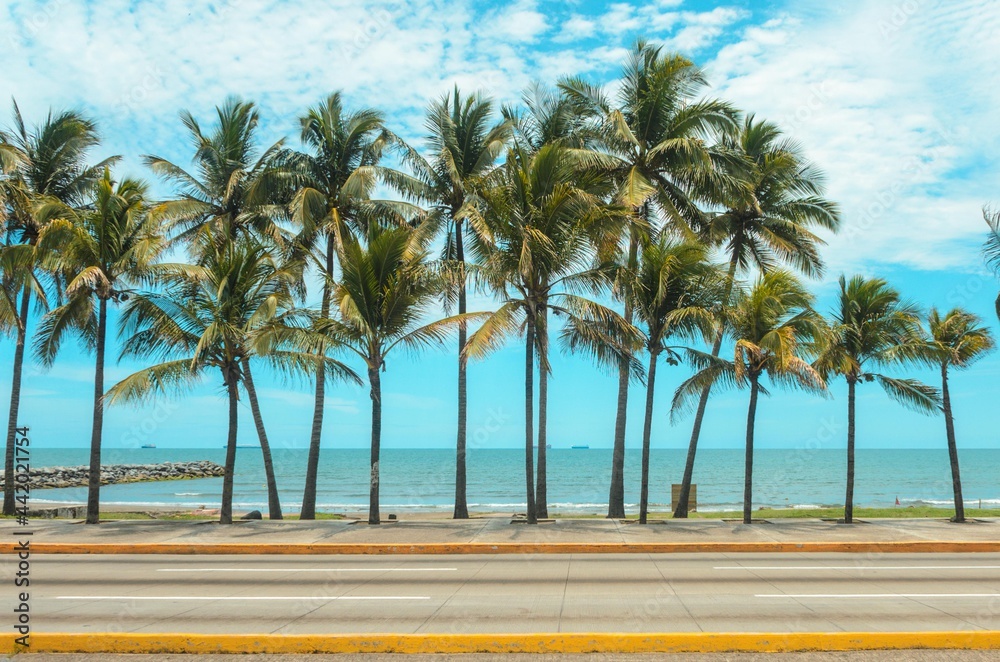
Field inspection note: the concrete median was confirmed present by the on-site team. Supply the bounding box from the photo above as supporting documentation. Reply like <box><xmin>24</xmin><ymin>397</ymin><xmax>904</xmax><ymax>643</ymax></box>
<box><xmin>5</xmin><ymin>631</ymin><xmax>1000</xmax><ymax>654</ymax></box>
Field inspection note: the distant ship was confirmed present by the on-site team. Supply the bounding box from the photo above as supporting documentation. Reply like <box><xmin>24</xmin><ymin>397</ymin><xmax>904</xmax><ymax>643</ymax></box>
<box><xmin>571</xmin><ymin>445</ymin><xmax>589</xmax><ymax>450</ymax></box>
<box><xmin>141</xmin><ymin>443</ymin><xmax>156</xmax><ymax>449</ymax></box>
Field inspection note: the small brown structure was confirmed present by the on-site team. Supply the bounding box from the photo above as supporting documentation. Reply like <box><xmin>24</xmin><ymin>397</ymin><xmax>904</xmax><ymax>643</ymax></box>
<box><xmin>671</xmin><ymin>484</ymin><xmax>696</xmax><ymax>512</ymax></box>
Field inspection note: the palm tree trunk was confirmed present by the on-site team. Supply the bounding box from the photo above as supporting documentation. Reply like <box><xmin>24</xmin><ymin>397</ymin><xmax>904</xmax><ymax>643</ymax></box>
<box><xmin>844</xmin><ymin>378</ymin><xmax>857</xmax><ymax>524</ymax></box>
<box><xmin>743</xmin><ymin>374</ymin><xmax>760</xmax><ymax>525</ymax></box>
<box><xmin>674</xmin><ymin>255</ymin><xmax>739</xmax><ymax>518</ymax></box>
<box><xmin>453</xmin><ymin>218</ymin><xmax>469</xmax><ymax>520</ymax></box>
<box><xmin>2</xmin><ymin>287</ymin><xmax>31</xmax><ymax>516</ymax></box>
<box><xmin>301</xmin><ymin>237</ymin><xmax>335</xmax><ymax>520</ymax></box>
<box><xmin>639</xmin><ymin>350</ymin><xmax>658</xmax><ymax>525</ymax></box>
<box><xmin>85</xmin><ymin>298</ymin><xmax>108</xmax><ymax>525</ymax></box>
<box><xmin>368</xmin><ymin>360</ymin><xmax>382</xmax><ymax>525</ymax></box>
<box><xmin>536</xmin><ymin>303</ymin><xmax>548</xmax><ymax>520</ymax></box>
<box><xmin>220</xmin><ymin>369</ymin><xmax>239</xmax><ymax>525</ymax></box>
<box><xmin>241</xmin><ymin>358</ymin><xmax>282</xmax><ymax>520</ymax></box>
<box><xmin>524</xmin><ymin>314</ymin><xmax>537</xmax><ymax>524</ymax></box>
<box><xmin>608</xmin><ymin>229</ymin><xmax>639</xmax><ymax>519</ymax></box>
<box><xmin>941</xmin><ymin>364</ymin><xmax>965</xmax><ymax>523</ymax></box>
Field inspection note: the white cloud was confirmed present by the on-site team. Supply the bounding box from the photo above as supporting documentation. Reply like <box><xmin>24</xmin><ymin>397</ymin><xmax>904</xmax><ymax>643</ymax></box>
<box><xmin>488</xmin><ymin>0</ymin><xmax>548</xmax><ymax>44</ymax></box>
<box><xmin>1</xmin><ymin>0</ymin><xmax>995</xmax><ymax>278</ymax></box>
<box><xmin>664</xmin><ymin>7</ymin><xmax>749</xmax><ymax>52</ymax></box>
<box><xmin>708</xmin><ymin>0</ymin><xmax>1000</xmax><ymax>276</ymax></box>
<box><xmin>553</xmin><ymin>15</ymin><xmax>597</xmax><ymax>42</ymax></box>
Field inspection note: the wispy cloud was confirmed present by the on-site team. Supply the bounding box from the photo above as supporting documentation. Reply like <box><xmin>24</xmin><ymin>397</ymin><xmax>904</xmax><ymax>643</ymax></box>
<box><xmin>708</xmin><ymin>0</ymin><xmax>1000</xmax><ymax>276</ymax></box>
<box><xmin>1</xmin><ymin>0</ymin><xmax>994</xmax><ymax>277</ymax></box>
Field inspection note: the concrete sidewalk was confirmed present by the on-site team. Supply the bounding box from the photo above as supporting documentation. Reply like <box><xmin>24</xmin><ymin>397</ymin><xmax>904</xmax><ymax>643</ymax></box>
<box><xmin>4</xmin><ymin>516</ymin><xmax>998</xmax><ymax>546</ymax></box>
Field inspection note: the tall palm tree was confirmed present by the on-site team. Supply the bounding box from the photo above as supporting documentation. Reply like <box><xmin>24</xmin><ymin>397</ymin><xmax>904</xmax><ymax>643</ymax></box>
<box><xmin>145</xmin><ymin>97</ymin><xmax>290</xmax><ymax>518</ymax></box>
<box><xmin>0</xmin><ymin>142</ymin><xmax>25</xmax><ymax>338</ymax></box>
<box><xmin>672</xmin><ymin>115</ymin><xmax>841</xmax><ymax>518</ymax></box>
<box><xmin>320</xmin><ymin>222</ymin><xmax>481</xmax><ymax>525</ymax></box>
<box><xmin>985</xmin><ymin>207</ymin><xmax>1000</xmax><ymax>323</ymax></box>
<box><xmin>562</xmin><ymin>40</ymin><xmax>741</xmax><ymax>519</ymax></box>
<box><xmin>284</xmin><ymin>92</ymin><xmax>407</xmax><ymax>520</ymax></box>
<box><xmin>814</xmin><ymin>276</ymin><xmax>940</xmax><ymax>524</ymax></box>
<box><xmin>107</xmin><ymin>234</ymin><xmax>357</xmax><ymax>524</ymax></box>
<box><xmin>397</xmin><ymin>87</ymin><xmax>510</xmax><ymax>519</ymax></box>
<box><xmin>629</xmin><ymin>239</ymin><xmax>722</xmax><ymax>523</ymax></box>
<box><xmin>920</xmin><ymin>308</ymin><xmax>994</xmax><ymax>522</ymax></box>
<box><xmin>32</xmin><ymin>170</ymin><xmax>164</xmax><ymax>524</ymax></box>
<box><xmin>503</xmin><ymin>83</ymin><xmax>603</xmax><ymax>519</ymax></box>
<box><xmin>144</xmin><ymin>97</ymin><xmax>287</xmax><ymax>247</ymax></box>
<box><xmin>0</xmin><ymin>103</ymin><xmax>112</xmax><ymax>516</ymax></box>
<box><xmin>673</xmin><ymin>270</ymin><xmax>826</xmax><ymax>524</ymax></box>
<box><xmin>466</xmin><ymin>143</ymin><xmax>630</xmax><ymax>523</ymax></box>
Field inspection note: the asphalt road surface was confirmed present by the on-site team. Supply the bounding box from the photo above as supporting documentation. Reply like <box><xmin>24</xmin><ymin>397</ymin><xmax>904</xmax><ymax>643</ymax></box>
<box><xmin>13</xmin><ymin>553</ymin><xmax>1000</xmax><ymax>634</ymax></box>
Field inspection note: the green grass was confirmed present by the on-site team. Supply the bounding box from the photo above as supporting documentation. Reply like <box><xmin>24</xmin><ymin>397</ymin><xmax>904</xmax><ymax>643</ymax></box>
<box><xmin>2</xmin><ymin>511</ymin><xmax>347</xmax><ymax>521</ymax></box>
<box><xmin>109</xmin><ymin>511</ymin><xmax>348</xmax><ymax>521</ymax></box>
<box><xmin>602</xmin><ymin>507</ymin><xmax>1000</xmax><ymax>520</ymax></box>
<box><xmin>8</xmin><ymin>508</ymin><xmax>999</xmax><ymax>521</ymax></box>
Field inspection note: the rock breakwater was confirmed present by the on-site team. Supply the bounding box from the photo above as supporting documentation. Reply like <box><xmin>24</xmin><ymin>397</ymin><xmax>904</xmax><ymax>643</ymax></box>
<box><xmin>12</xmin><ymin>461</ymin><xmax>225</xmax><ymax>490</ymax></box>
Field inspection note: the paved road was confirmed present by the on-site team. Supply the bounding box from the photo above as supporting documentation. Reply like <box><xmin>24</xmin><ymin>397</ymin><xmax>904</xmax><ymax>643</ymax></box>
<box><xmin>13</xmin><ymin>553</ymin><xmax>1000</xmax><ymax>634</ymax></box>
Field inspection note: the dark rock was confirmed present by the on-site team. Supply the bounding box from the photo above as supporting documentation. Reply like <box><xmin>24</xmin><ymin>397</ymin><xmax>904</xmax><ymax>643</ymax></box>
<box><xmin>240</xmin><ymin>510</ymin><xmax>263</xmax><ymax>520</ymax></box>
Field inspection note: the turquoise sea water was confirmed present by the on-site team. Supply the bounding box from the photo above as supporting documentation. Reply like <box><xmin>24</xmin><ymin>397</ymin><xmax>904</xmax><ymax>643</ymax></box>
<box><xmin>24</xmin><ymin>448</ymin><xmax>1000</xmax><ymax>514</ymax></box>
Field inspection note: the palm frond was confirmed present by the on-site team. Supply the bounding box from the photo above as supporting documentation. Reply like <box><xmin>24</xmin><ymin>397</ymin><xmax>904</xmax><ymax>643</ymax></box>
<box><xmin>873</xmin><ymin>375</ymin><xmax>941</xmax><ymax>414</ymax></box>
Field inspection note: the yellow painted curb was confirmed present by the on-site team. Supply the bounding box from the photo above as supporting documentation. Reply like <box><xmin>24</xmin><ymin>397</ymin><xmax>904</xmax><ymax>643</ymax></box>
<box><xmin>3</xmin><ymin>541</ymin><xmax>1000</xmax><ymax>554</ymax></box>
<box><xmin>4</xmin><ymin>631</ymin><xmax>1000</xmax><ymax>654</ymax></box>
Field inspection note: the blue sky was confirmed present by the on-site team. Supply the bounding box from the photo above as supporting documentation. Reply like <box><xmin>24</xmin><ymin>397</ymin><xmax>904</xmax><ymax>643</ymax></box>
<box><xmin>2</xmin><ymin>0</ymin><xmax>999</xmax><ymax>451</ymax></box>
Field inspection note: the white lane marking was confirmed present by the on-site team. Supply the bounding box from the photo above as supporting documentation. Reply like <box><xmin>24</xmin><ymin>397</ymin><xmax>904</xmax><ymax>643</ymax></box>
<box><xmin>757</xmin><ymin>594</ymin><xmax>1000</xmax><ymax>599</ymax></box>
<box><xmin>156</xmin><ymin>568</ymin><xmax>457</xmax><ymax>573</ymax></box>
<box><xmin>718</xmin><ymin>566</ymin><xmax>1000</xmax><ymax>570</ymax></box>
<box><xmin>56</xmin><ymin>595</ymin><xmax>430</xmax><ymax>601</ymax></box>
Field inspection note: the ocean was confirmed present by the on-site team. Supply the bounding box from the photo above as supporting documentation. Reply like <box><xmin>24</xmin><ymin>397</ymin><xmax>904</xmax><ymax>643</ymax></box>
<box><xmin>24</xmin><ymin>447</ymin><xmax>1000</xmax><ymax>514</ymax></box>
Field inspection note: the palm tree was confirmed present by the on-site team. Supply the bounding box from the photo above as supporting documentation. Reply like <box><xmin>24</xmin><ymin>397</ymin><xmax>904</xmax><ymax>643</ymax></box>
<box><xmin>466</xmin><ymin>143</ymin><xmax>629</xmax><ymax>523</ymax></box>
<box><xmin>283</xmin><ymin>92</ymin><xmax>402</xmax><ymax>520</ymax></box>
<box><xmin>920</xmin><ymin>308</ymin><xmax>994</xmax><ymax>522</ymax></box>
<box><xmin>144</xmin><ymin>97</ymin><xmax>287</xmax><ymax>247</ymax></box>
<box><xmin>502</xmin><ymin>82</ymin><xmax>605</xmax><ymax>520</ymax></box>
<box><xmin>985</xmin><ymin>207</ymin><xmax>1000</xmax><ymax>323</ymax></box>
<box><xmin>562</xmin><ymin>40</ymin><xmax>741</xmax><ymax>519</ymax></box>
<box><xmin>32</xmin><ymin>170</ymin><xmax>164</xmax><ymax>524</ymax></box>
<box><xmin>145</xmin><ymin>97</ymin><xmax>290</xmax><ymax>518</ymax></box>
<box><xmin>320</xmin><ymin>222</ymin><xmax>481</xmax><ymax>525</ymax></box>
<box><xmin>107</xmin><ymin>234</ymin><xmax>357</xmax><ymax>524</ymax></box>
<box><xmin>672</xmin><ymin>115</ymin><xmax>841</xmax><ymax>518</ymax></box>
<box><xmin>629</xmin><ymin>239</ymin><xmax>722</xmax><ymax>523</ymax></box>
<box><xmin>673</xmin><ymin>270</ymin><xmax>826</xmax><ymax>524</ymax></box>
<box><xmin>814</xmin><ymin>276</ymin><xmax>940</xmax><ymax>524</ymax></box>
<box><xmin>0</xmin><ymin>103</ymin><xmax>112</xmax><ymax>516</ymax></box>
<box><xmin>397</xmin><ymin>87</ymin><xmax>510</xmax><ymax>519</ymax></box>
